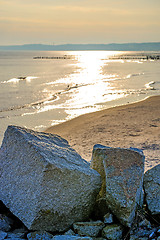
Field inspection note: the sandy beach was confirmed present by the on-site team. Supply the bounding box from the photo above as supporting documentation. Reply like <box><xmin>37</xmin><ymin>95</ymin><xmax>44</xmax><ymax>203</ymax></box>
<box><xmin>45</xmin><ymin>95</ymin><xmax>160</xmax><ymax>172</ymax></box>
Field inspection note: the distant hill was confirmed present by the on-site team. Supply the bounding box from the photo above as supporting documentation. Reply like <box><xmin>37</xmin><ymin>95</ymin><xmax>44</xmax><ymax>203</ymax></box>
<box><xmin>0</xmin><ymin>42</ymin><xmax>160</xmax><ymax>51</ymax></box>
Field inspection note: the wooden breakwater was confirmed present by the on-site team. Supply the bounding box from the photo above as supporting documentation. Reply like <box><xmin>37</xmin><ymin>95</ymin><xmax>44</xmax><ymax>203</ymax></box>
<box><xmin>33</xmin><ymin>55</ymin><xmax>72</xmax><ymax>60</ymax></box>
<box><xmin>111</xmin><ymin>55</ymin><xmax>160</xmax><ymax>60</ymax></box>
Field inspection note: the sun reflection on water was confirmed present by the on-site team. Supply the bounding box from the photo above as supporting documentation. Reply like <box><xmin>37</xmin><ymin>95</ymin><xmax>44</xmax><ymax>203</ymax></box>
<box><xmin>38</xmin><ymin>51</ymin><xmax>126</xmax><ymax>119</ymax></box>
<box><xmin>64</xmin><ymin>51</ymin><xmax>124</xmax><ymax>110</ymax></box>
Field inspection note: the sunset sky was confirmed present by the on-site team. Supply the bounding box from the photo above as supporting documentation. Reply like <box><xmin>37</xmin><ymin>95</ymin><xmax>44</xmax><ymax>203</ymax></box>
<box><xmin>0</xmin><ymin>0</ymin><xmax>160</xmax><ymax>45</ymax></box>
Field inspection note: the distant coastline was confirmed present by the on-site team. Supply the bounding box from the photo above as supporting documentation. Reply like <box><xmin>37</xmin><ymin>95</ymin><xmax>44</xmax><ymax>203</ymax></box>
<box><xmin>0</xmin><ymin>42</ymin><xmax>160</xmax><ymax>51</ymax></box>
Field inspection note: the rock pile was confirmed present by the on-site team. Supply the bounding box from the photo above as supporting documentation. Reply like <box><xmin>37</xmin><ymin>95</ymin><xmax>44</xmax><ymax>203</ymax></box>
<box><xmin>0</xmin><ymin>126</ymin><xmax>159</xmax><ymax>240</ymax></box>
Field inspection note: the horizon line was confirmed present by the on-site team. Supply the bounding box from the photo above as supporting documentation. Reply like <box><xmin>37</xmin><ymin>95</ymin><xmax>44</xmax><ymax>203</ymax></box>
<box><xmin>0</xmin><ymin>41</ymin><xmax>160</xmax><ymax>47</ymax></box>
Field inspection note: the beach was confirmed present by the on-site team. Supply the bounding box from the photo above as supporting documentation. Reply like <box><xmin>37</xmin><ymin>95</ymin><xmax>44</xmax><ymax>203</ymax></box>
<box><xmin>45</xmin><ymin>95</ymin><xmax>160</xmax><ymax>172</ymax></box>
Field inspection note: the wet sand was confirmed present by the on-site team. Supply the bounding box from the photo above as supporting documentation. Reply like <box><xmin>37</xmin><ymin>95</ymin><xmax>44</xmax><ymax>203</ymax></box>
<box><xmin>45</xmin><ymin>96</ymin><xmax>160</xmax><ymax>172</ymax></box>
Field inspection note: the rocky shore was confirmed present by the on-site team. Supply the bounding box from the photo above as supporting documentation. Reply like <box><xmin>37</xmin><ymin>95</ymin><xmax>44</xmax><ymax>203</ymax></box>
<box><xmin>0</xmin><ymin>126</ymin><xmax>160</xmax><ymax>240</ymax></box>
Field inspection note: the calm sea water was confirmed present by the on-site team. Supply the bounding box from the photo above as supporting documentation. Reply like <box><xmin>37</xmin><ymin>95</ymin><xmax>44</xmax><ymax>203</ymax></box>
<box><xmin>0</xmin><ymin>50</ymin><xmax>160</xmax><ymax>143</ymax></box>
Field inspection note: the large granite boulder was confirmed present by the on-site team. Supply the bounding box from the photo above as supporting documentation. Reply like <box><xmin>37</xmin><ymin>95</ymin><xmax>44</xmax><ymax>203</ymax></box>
<box><xmin>91</xmin><ymin>145</ymin><xmax>145</xmax><ymax>227</ymax></box>
<box><xmin>0</xmin><ymin>126</ymin><xmax>101</xmax><ymax>232</ymax></box>
<box><xmin>143</xmin><ymin>164</ymin><xmax>160</xmax><ymax>215</ymax></box>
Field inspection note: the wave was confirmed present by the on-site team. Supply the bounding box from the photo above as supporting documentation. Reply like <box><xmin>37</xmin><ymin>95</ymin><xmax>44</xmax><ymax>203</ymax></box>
<box><xmin>126</xmin><ymin>73</ymin><xmax>144</xmax><ymax>79</ymax></box>
<box><xmin>145</xmin><ymin>81</ymin><xmax>156</xmax><ymax>90</ymax></box>
<box><xmin>0</xmin><ymin>83</ymin><xmax>85</xmax><ymax>114</ymax></box>
<box><xmin>1</xmin><ymin>76</ymin><xmax>38</xmax><ymax>84</ymax></box>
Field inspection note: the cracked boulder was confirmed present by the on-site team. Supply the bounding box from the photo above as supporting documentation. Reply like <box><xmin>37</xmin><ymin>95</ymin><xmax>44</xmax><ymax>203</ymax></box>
<box><xmin>0</xmin><ymin>126</ymin><xmax>101</xmax><ymax>232</ymax></box>
<box><xmin>91</xmin><ymin>144</ymin><xmax>145</xmax><ymax>227</ymax></box>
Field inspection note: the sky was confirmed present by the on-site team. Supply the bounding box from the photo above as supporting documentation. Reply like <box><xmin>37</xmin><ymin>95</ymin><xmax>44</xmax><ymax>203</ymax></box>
<box><xmin>0</xmin><ymin>0</ymin><xmax>160</xmax><ymax>45</ymax></box>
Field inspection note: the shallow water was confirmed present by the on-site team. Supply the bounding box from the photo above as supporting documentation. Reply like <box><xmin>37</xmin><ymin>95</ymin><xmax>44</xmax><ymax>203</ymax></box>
<box><xmin>0</xmin><ymin>50</ymin><xmax>160</xmax><ymax>143</ymax></box>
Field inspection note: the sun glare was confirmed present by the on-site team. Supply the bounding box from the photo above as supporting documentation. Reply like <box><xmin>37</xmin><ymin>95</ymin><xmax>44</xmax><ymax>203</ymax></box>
<box><xmin>36</xmin><ymin>51</ymin><xmax>125</xmax><ymax>121</ymax></box>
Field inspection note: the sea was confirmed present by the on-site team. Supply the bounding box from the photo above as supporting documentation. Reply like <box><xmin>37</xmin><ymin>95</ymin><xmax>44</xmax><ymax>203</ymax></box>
<box><xmin>0</xmin><ymin>50</ymin><xmax>160</xmax><ymax>144</ymax></box>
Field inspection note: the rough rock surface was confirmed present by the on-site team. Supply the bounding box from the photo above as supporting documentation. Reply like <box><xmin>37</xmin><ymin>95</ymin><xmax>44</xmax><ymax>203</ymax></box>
<box><xmin>0</xmin><ymin>230</ymin><xmax>7</xmax><ymax>239</ymax></box>
<box><xmin>52</xmin><ymin>236</ymin><xmax>93</xmax><ymax>240</ymax></box>
<box><xmin>0</xmin><ymin>126</ymin><xmax>101</xmax><ymax>232</ymax></box>
<box><xmin>64</xmin><ymin>229</ymin><xmax>76</xmax><ymax>235</ymax></box>
<box><xmin>91</xmin><ymin>144</ymin><xmax>145</xmax><ymax>227</ymax></box>
<box><xmin>73</xmin><ymin>221</ymin><xmax>105</xmax><ymax>237</ymax></box>
<box><xmin>27</xmin><ymin>231</ymin><xmax>54</xmax><ymax>240</ymax></box>
<box><xmin>130</xmin><ymin>227</ymin><xmax>157</xmax><ymax>240</ymax></box>
<box><xmin>102</xmin><ymin>224</ymin><xmax>123</xmax><ymax>240</ymax></box>
<box><xmin>143</xmin><ymin>164</ymin><xmax>160</xmax><ymax>215</ymax></box>
<box><xmin>103</xmin><ymin>212</ymin><xmax>114</xmax><ymax>224</ymax></box>
<box><xmin>0</xmin><ymin>214</ymin><xmax>12</xmax><ymax>232</ymax></box>
<box><xmin>6</xmin><ymin>232</ymin><xmax>26</xmax><ymax>239</ymax></box>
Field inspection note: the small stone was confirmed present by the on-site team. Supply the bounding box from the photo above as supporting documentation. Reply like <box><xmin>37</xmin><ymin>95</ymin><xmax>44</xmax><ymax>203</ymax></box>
<box><xmin>7</xmin><ymin>232</ymin><xmax>26</xmax><ymax>239</ymax></box>
<box><xmin>143</xmin><ymin>164</ymin><xmax>160</xmax><ymax>215</ymax></box>
<box><xmin>0</xmin><ymin>230</ymin><xmax>7</xmax><ymax>240</ymax></box>
<box><xmin>73</xmin><ymin>221</ymin><xmax>105</xmax><ymax>237</ymax></box>
<box><xmin>130</xmin><ymin>228</ymin><xmax>157</xmax><ymax>239</ymax></box>
<box><xmin>6</xmin><ymin>237</ymin><xmax>26</xmax><ymax>240</ymax></box>
<box><xmin>138</xmin><ymin>219</ymin><xmax>151</xmax><ymax>229</ymax></box>
<box><xmin>130</xmin><ymin>237</ymin><xmax>148</xmax><ymax>240</ymax></box>
<box><xmin>102</xmin><ymin>224</ymin><xmax>123</xmax><ymax>240</ymax></box>
<box><xmin>64</xmin><ymin>229</ymin><xmax>76</xmax><ymax>235</ymax></box>
<box><xmin>52</xmin><ymin>236</ymin><xmax>93</xmax><ymax>240</ymax></box>
<box><xmin>0</xmin><ymin>214</ymin><xmax>12</xmax><ymax>232</ymax></box>
<box><xmin>27</xmin><ymin>231</ymin><xmax>54</xmax><ymax>240</ymax></box>
<box><xmin>13</xmin><ymin>227</ymin><xmax>28</xmax><ymax>233</ymax></box>
<box><xmin>103</xmin><ymin>212</ymin><xmax>114</xmax><ymax>224</ymax></box>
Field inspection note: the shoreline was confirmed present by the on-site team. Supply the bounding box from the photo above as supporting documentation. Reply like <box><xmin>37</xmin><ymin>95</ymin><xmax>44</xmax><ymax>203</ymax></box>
<box><xmin>45</xmin><ymin>95</ymin><xmax>160</xmax><ymax>172</ymax></box>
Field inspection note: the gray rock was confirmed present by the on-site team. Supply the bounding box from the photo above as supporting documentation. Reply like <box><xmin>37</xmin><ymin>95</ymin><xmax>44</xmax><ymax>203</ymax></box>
<box><xmin>27</xmin><ymin>231</ymin><xmax>53</xmax><ymax>240</ymax></box>
<box><xmin>64</xmin><ymin>229</ymin><xmax>76</xmax><ymax>235</ymax></box>
<box><xmin>130</xmin><ymin>226</ymin><xmax>157</xmax><ymax>239</ymax></box>
<box><xmin>52</xmin><ymin>236</ymin><xmax>92</xmax><ymax>240</ymax></box>
<box><xmin>73</xmin><ymin>221</ymin><xmax>105</xmax><ymax>237</ymax></box>
<box><xmin>143</xmin><ymin>164</ymin><xmax>160</xmax><ymax>215</ymax></box>
<box><xmin>91</xmin><ymin>145</ymin><xmax>145</xmax><ymax>227</ymax></box>
<box><xmin>0</xmin><ymin>230</ymin><xmax>7</xmax><ymax>240</ymax></box>
<box><xmin>12</xmin><ymin>227</ymin><xmax>28</xmax><ymax>235</ymax></box>
<box><xmin>0</xmin><ymin>214</ymin><xmax>12</xmax><ymax>232</ymax></box>
<box><xmin>6</xmin><ymin>237</ymin><xmax>26</xmax><ymax>239</ymax></box>
<box><xmin>102</xmin><ymin>224</ymin><xmax>123</xmax><ymax>240</ymax></box>
<box><xmin>103</xmin><ymin>212</ymin><xmax>114</xmax><ymax>224</ymax></box>
<box><xmin>138</xmin><ymin>219</ymin><xmax>151</xmax><ymax>229</ymax></box>
<box><xmin>0</xmin><ymin>126</ymin><xmax>101</xmax><ymax>232</ymax></box>
<box><xmin>7</xmin><ymin>232</ymin><xmax>26</xmax><ymax>239</ymax></box>
<box><xmin>130</xmin><ymin>237</ymin><xmax>148</xmax><ymax>240</ymax></box>
<box><xmin>130</xmin><ymin>228</ymin><xmax>157</xmax><ymax>240</ymax></box>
